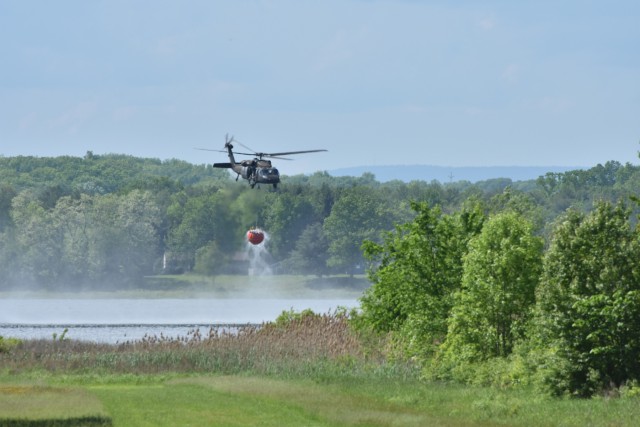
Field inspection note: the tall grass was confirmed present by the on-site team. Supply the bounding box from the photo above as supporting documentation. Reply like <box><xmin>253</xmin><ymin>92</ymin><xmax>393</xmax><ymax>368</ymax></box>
<box><xmin>1</xmin><ymin>312</ymin><xmax>413</xmax><ymax>381</ymax></box>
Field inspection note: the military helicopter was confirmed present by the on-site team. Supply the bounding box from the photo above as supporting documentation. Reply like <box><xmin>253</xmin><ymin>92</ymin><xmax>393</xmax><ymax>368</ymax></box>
<box><xmin>197</xmin><ymin>135</ymin><xmax>327</xmax><ymax>189</ymax></box>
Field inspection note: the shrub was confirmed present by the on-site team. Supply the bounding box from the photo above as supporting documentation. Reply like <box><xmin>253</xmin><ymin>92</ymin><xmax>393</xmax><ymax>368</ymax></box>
<box><xmin>0</xmin><ymin>336</ymin><xmax>21</xmax><ymax>353</ymax></box>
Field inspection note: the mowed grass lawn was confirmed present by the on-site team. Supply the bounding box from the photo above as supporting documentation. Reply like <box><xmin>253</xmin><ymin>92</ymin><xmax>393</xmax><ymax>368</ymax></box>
<box><xmin>3</xmin><ymin>374</ymin><xmax>640</xmax><ymax>426</ymax></box>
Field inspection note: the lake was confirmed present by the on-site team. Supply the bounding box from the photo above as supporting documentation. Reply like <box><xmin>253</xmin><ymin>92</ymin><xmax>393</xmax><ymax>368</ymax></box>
<box><xmin>0</xmin><ymin>298</ymin><xmax>358</xmax><ymax>344</ymax></box>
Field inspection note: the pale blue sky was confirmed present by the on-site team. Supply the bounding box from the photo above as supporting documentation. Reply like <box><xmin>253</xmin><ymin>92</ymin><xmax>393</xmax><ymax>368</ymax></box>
<box><xmin>1</xmin><ymin>1</ymin><xmax>638</xmax><ymax>175</ymax></box>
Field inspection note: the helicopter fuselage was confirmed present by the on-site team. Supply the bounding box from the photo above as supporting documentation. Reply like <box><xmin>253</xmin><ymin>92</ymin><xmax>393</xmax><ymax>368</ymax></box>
<box><xmin>214</xmin><ymin>142</ymin><xmax>280</xmax><ymax>188</ymax></box>
<box><xmin>207</xmin><ymin>136</ymin><xmax>326</xmax><ymax>189</ymax></box>
<box><xmin>234</xmin><ymin>159</ymin><xmax>280</xmax><ymax>187</ymax></box>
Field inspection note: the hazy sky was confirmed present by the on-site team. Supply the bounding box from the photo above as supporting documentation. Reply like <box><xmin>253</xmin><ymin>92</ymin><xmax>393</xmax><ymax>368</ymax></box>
<box><xmin>1</xmin><ymin>1</ymin><xmax>638</xmax><ymax>175</ymax></box>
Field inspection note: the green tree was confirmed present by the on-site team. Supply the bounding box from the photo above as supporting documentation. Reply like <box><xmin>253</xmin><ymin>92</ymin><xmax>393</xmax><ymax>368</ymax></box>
<box><xmin>116</xmin><ymin>190</ymin><xmax>163</xmax><ymax>280</ymax></box>
<box><xmin>10</xmin><ymin>190</ymin><xmax>64</xmax><ymax>286</ymax></box>
<box><xmin>439</xmin><ymin>212</ymin><xmax>542</xmax><ymax>367</ymax></box>
<box><xmin>194</xmin><ymin>241</ymin><xmax>226</xmax><ymax>275</ymax></box>
<box><xmin>166</xmin><ymin>189</ymin><xmax>237</xmax><ymax>272</ymax></box>
<box><xmin>286</xmin><ymin>223</ymin><xmax>330</xmax><ymax>276</ymax></box>
<box><xmin>262</xmin><ymin>188</ymin><xmax>320</xmax><ymax>260</ymax></box>
<box><xmin>0</xmin><ymin>185</ymin><xmax>18</xmax><ymax>287</ymax></box>
<box><xmin>52</xmin><ymin>194</ymin><xmax>94</xmax><ymax>282</ymax></box>
<box><xmin>0</xmin><ymin>184</ymin><xmax>16</xmax><ymax>231</ymax></box>
<box><xmin>360</xmin><ymin>200</ymin><xmax>485</xmax><ymax>357</ymax></box>
<box><xmin>533</xmin><ymin>202</ymin><xmax>640</xmax><ymax>396</ymax></box>
<box><xmin>324</xmin><ymin>186</ymin><xmax>395</xmax><ymax>276</ymax></box>
<box><xmin>76</xmin><ymin>191</ymin><xmax>163</xmax><ymax>286</ymax></box>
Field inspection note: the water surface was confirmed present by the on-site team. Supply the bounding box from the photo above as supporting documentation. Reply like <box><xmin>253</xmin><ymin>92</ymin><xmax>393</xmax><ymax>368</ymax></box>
<box><xmin>0</xmin><ymin>298</ymin><xmax>357</xmax><ymax>343</ymax></box>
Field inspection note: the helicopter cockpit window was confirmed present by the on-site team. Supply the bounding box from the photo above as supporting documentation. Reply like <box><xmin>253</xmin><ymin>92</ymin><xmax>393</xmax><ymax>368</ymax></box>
<box><xmin>260</xmin><ymin>168</ymin><xmax>278</xmax><ymax>176</ymax></box>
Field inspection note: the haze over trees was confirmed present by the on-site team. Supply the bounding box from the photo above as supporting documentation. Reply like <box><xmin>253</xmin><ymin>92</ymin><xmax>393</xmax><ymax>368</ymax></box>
<box><xmin>2</xmin><ymin>153</ymin><xmax>640</xmax><ymax>396</ymax></box>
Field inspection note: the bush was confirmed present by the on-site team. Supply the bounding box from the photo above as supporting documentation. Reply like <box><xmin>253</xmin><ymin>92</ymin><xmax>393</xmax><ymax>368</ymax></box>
<box><xmin>0</xmin><ymin>336</ymin><xmax>21</xmax><ymax>353</ymax></box>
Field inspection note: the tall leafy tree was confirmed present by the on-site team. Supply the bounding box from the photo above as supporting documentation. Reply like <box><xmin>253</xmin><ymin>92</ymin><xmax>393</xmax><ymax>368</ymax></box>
<box><xmin>53</xmin><ymin>194</ymin><xmax>94</xmax><ymax>282</ymax></box>
<box><xmin>116</xmin><ymin>190</ymin><xmax>163</xmax><ymax>280</ymax></box>
<box><xmin>440</xmin><ymin>212</ymin><xmax>543</xmax><ymax>366</ymax></box>
<box><xmin>0</xmin><ymin>185</ymin><xmax>18</xmax><ymax>287</ymax></box>
<box><xmin>262</xmin><ymin>188</ymin><xmax>318</xmax><ymax>260</ymax></box>
<box><xmin>286</xmin><ymin>222</ymin><xmax>330</xmax><ymax>276</ymax></box>
<box><xmin>533</xmin><ymin>201</ymin><xmax>640</xmax><ymax>396</ymax></box>
<box><xmin>360</xmin><ymin>200</ymin><xmax>485</xmax><ymax>357</ymax></box>
<box><xmin>0</xmin><ymin>184</ymin><xmax>16</xmax><ymax>232</ymax></box>
<box><xmin>324</xmin><ymin>186</ymin><xmax>395</xmax><ymax>276</ymax></box>
<box><xmin>166</xmin><ymin>189</ymin><xmax>237</xmax><ymax>272</ymax></box>
<box><xmin>71</xmin><ymin>191</ymin><xmax>163</xmax><ymax>286</ymax></box>
<box><xmin>10</xmin><ymin>190</ymin><xmax>64</xmax><ymax>286</ymax></box>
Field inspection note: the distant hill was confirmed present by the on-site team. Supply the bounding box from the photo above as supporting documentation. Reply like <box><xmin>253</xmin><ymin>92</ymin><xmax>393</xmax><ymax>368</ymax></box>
<box><xmin>328</xmin><ymin>165</ymin><xmax>584</xmax><ymax>183</ymax></box>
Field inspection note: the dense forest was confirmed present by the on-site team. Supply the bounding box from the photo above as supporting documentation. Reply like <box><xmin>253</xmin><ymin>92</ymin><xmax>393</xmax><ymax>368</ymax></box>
<box><xmin>2</xmin><ymin>152</ymin><xmax>640</xmax><ymax>396</ymax></box>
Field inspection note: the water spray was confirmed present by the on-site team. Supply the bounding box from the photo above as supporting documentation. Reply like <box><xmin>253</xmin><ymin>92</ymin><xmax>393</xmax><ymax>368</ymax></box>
<box><xmin>245</xmin><ymin>227</ymin><xmax>272</xmax><ymax>275</ymax></box>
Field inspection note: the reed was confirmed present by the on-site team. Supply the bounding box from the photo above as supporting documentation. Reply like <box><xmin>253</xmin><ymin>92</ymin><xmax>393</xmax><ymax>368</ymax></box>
<box><xmin>0</xmin><ymin>312</ymin><xmax>409</xmax><ymax>381</ymax></box>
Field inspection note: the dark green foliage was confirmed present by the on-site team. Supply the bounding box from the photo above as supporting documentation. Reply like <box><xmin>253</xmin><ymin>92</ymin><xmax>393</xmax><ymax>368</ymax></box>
<box><xmin>533</xmin><ymin>202</ymin><xmax>640</xmax><ymax>396</ymax></box>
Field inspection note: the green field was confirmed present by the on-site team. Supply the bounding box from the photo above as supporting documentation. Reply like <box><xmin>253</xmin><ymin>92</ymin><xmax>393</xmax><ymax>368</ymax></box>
<box><xmin>2</xmin><ymin>373</ymin><xmax>639</xmax><ymax>426</ymax></box>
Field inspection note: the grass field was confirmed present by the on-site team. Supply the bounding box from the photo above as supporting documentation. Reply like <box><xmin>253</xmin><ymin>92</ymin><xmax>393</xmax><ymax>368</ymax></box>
<box><xmin>2</xmin><ymin>373</ymin><xmax>639</xmax><ymax>426</ymax></box>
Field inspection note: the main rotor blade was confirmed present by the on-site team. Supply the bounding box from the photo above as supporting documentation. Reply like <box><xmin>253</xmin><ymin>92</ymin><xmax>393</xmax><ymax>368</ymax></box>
<box><xmin>196</xmin><ymin>145</ymin><xmax>327</xmax><ymax>160</ymax></box>
<box><xmin>262</xmin><ymin>149</ymin><xmax>328</xmax><ymax>157</ymax></box>
<box><xmin>194</xmin><ymin>147</ymin><xmax>255</xmax><ymax>156</ymax></box>
<box><xmin>264</xmin><ymin>155</ymin><xmax>292</xmax><ymax>160</ymax></box>
<box><xmin>232</xmin><ymin>139</ymin><xmax>257</xmax><ymax>154</ymax></box>
<box><xmin>233</xmin><ymin>140</ymin><xmax>327</xmax><ymax>158</ymax></box>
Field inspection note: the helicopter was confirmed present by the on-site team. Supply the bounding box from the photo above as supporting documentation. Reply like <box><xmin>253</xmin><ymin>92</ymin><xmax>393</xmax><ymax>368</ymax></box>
<box><xmin>197</xmin><ymin>135</ymin><xmax>327</xmax><ymax>189</ymax></box>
